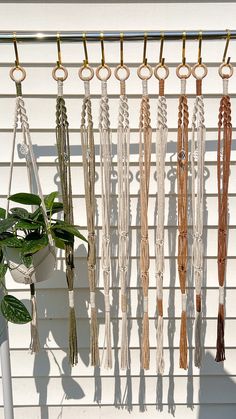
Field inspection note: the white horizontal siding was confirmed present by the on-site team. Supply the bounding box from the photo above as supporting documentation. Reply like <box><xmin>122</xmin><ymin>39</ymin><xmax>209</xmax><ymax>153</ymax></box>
<box><xmin>0</xmin><ymin>1</ymin><xmax>236</xmax><ymax>418</ymax></box>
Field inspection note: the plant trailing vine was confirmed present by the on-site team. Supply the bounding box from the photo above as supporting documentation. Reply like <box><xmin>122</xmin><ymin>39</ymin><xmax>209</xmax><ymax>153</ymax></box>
<box><xmin>0</xmin><ymin>191</ymin><xmax>87</xmax><ymax>325</ymax></box>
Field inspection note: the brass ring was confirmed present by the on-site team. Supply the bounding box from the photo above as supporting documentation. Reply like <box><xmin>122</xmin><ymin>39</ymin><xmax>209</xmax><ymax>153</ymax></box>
<box><xmin>9</xmin><ymin>66</ymin><xmax>26</xmax><ymax>83</ymax></box>
<box><xmin>114</xmin><ymin>64</ymin><xmax>130</xmax><ymax>82</ymax></box>
<box><xmin>218</xmin><ymin>62</ymin><xmax>233</xmax><ymax>79</ymax></box>
<box><xmin>137</xmin><ymin>63</ymin><xmax>153</xmax><ymax>80</ymax></box>
<box><xmin>52</xmin><ymin>65</ymin><xmax>68</xmax><ymax>82</ymax></box>
<box><xmin>154</xmin><ymin>63</ymin><xmax>169</xmax><ymax>81</ymax></box>
<box><xmin>78</xmin><ymin>64</ymin><xmax>94</xmax><ymax>81</ymax></box>
<box><xmin>96</xmin><ymin>64</ymin><xmax>112</xmax><ymax>81</ymax></box>
<box><xmin>176</xmin><ymin>63</ymin><xmax>191</xmax><ymax>79</ymax></box>
<box><xmin>192</xmin><ymin>63</ymin><xmax>208</xmax><ymax>80</ymax></box>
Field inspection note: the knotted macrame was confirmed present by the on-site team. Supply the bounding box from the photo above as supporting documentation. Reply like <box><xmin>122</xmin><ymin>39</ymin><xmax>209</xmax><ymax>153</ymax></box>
<box><xmin>155</xmin><ymin>78</ymin><xmax>168</xmax><ymax>375</ymax></box>
<box><xmin>177</xmin><ymin>78</ymin><xmax>189</xmax><ymax>370</ymax></box>
<box><xmin>215</xmin><ymin>77</ymin><xmax>232</xmax><ymax>362</ymax></box>
<box><xmin>99</xmin><ymin>79</ymin><xmax>112</xmax><ymax>369</ymax></box>
<box><xmin>117</xmin><ymin>78</ymin><xmax>130</xmax><ymax>370</ymax></box>
<box><xmin>191</xmin><ymin>79</ymin><xmax>206</xmax><ymax>368</ymax></box>
<box><xmin>139</xmin><ymin>79</ymin><xmax>152</xmax><ymax>370</ymax></box>
<box><xmin>7</xmin><ymin>81</ymin><xmax>55</xmax><ymax>353</ymax></box>
<box><xmin>56</xmin><ymin>80</ymin><xmax>78</xmax><ymax>366</ymax></box>
<box><xmin>81</xmin><ymin>79</ymin><xmax>99</xmax><ymax>367</ymax></box>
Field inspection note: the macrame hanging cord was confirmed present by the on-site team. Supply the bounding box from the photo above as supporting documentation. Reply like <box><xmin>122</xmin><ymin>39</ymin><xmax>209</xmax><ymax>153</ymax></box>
<box><xmin>137</xmin><ymin>60</ymin><xmax>153</xmax><ymax>370</ymax></box>
<box><xmin>96</xmin><ymin>60</ymin><xmax>113</xmax><ymax>369</ymax></box>
<box><xmin>8</xmin><ymin>66</ymin><xmax>55</xmax><ymax>354</ymax></box>
<box><xmin>215</xmin><ymin>62</ymin><xmax>233</xmax><ymax>362</ymax></box>
<box><xmin>191</xmin><ymin>62</ymin><xmax>207</xmax><ymax>368</ymax></box>
<box><xmin>79</xmin><ymin>62</ymin><xmax>99</xmax><ymax>367</ymax></box>
<box><xmin>114</xmin><ymin>61</ymin><xmax>130</xmax><ymax>370</ymax></box>
<box><xmin>176</xmin><ymin>61</ymin><xmax>191</xmax><ymax>370</ymax></box>
<box><xmin>53</xmin><ymin>62</ymin><xmax>78</xmax><ymax>366</ymax></box>
<box><xmin>154</xmin><ymin>61</ymin><xmax>169</xmax><ymax>375</ymax></box>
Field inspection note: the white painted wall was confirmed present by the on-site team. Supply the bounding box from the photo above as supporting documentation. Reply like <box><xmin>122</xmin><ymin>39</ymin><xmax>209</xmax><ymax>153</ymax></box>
<box><xmin>0</xmin><ymin>2</ymin><xmax>236</xmax><ymax>418</ymax></box>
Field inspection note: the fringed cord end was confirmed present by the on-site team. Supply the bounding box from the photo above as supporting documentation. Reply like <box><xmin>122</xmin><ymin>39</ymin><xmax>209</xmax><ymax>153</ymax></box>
<box><xmin>90</xmin><ymin>307</ymin><xmax>100</xmax><ymax>367</ymax></box>
<box><xmin>179</xmin><ymin>310</ymin><xmax>188</xmax><ymax>369</ymax></box>
<box><xmin>104</xmin><ymin>310</ymin><xmax>112</xmax><ymax>369</ymax></box>
<box><xmin>29</xmin><ymin>292</ymin><xmax>40</xmax><ymax>354</ymax></box>
<box><xmin>120</xmin><ymin>311</ymin><xmax>128</xmax><ymax>370</ymax></box>
<box><xmin>194</xmin><ymin>310</ymin><xmax>202</xmax><ymax>368</ymax></box>
<box><xmin>215</xmin><ymin>303</ymin><xmax>226</xmax><ymax>362</ymax></box>
<box><xmin>68</xmin><ymin>290</ymin><xmax>78</xmax><ymax>366</ymax></box>
<box><xmin>156</xmin><ymin>315</ymin><xmax>165</xmax><ymax>375</ymax></box>
<box><xmin>141</xmin><ymin>311</ymin><xmax>150</xmax><ymax>370</ymax></box>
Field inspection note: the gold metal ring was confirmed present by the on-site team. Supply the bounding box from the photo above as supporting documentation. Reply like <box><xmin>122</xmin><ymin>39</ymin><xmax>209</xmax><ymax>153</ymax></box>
<box><xmin>192</xmin><ymin>63</ymin><xmax>208</xmax><ymax>80</ymax></box>
<box><xmin>218</xmin><ymin>62</ymin><xmax>233</xmax><ymax>79</ymax></box>
<box><xmin>176</xmin><ymin>63</ymin><xmax>191</xmax><ymax>79</ymax></box>
<box><xmin>96</xmin><ymin>64</ymin><xmax>112</xmax><ymax>81</ymax></box>
<box><xmin>114</xmin><ymin>64</ymin><xmax>130</xmax><ymax>82</ymax></box>
<box><xmin>154</xmin><ymin>63</ymin><xmax>169</xmax><ymax>81</ymax></box>
<box><xmin>137</xmin><ymin>63</ymin><xmax>153</xmax><ymax>80</ymax></box>
<box><xmin>78</xmin><ymin>64</ymin><xmax>94</xmax><ymax>81</ymax></box>
<box><xmin>52</xmin><ymin>65</ymin><xmax>68</xmax><ymax>81</ymax></box>
<box><xmin>9</xmin><ymin>66</ymin><xmax>26</xmax><ymax>83</ymax></box>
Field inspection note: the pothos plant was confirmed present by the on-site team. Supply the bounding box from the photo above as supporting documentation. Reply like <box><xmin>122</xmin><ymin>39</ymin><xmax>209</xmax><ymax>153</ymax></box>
<box><xmin>0</xmin><ymin>191</ymin><xmax>87</xmax><ymax>325</ymax></box>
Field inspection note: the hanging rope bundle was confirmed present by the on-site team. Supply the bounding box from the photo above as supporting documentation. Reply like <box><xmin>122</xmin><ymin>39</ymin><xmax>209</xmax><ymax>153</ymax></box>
<box><xmin>96</xmin><ymin>45</ymin><xmax>113</xmax><ymax>369</ymax></box>
<box><xmin>176</xmin><ymin>57</ymin><xmax>191</xmax><ymax>370</ymax></box>
<box><xmin>154</xmin><ymin>59</ymin><xmax>169</xmax><ymax>375</ymax></box>
<box><xmin>215</xmin><ymin>61</ymin><xmax>233</xmax><ymax>362</ymax></box>
<box><xmin>114</xmin><ymin>55</ymin><xmax>130</xmax><ymax>370</ymax></box>
<box><xmin>137</xmin><ymin>53</ymin><xmax>153</xmax><ymax>370</ymax></box>
<box><xmin>191</xmin><ymin>60</ymin><xmax>208</xmax><ymax>368</ymax></box>
<box><xmin>9</xmin><ymin>63</ymin><xmax>55</xmax><ymax>353</ymax></box>
<box><xmin>79</xmin><ymin>58</ymin><xmax>99</xmax><ymax>367</ymax></box>
<box><xmin>52</xmin><ymin>53</ymin><xmax>78</xmax><ymax>366</ymax></box>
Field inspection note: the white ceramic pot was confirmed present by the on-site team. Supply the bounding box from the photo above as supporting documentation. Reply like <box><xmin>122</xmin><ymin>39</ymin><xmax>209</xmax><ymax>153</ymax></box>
<box><xmin>4</xmin><ymin>245</ymin><xmax>56</xmax><ymax>284</ymax></box>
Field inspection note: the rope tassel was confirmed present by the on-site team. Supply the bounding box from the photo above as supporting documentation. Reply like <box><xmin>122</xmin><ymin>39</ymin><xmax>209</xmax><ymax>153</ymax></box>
<box><xmin>215</xmin><ymin>73</ymin><xmax>233</xmax><ymax>362</ymax></box>
<box><xmin>81</xmin><ymin>78</ymin><xmax>99</xmax><ymax>367</ymax></box>
<box><xmin>30</xmin><ymin>284</ymin><xmax>40</xmax><ymax>353</ymax></box>
<box><xmin>56</xmin><ymin>80</ymin><xmax>78</xmax><ymax>366</ymax></box>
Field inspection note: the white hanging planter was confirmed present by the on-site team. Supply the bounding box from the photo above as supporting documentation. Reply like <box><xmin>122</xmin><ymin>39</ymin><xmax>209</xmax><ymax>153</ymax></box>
<box><xmin>4</xmin><ymin>245</ymin><xmax>56</xmax><ymax>285</ymax></box>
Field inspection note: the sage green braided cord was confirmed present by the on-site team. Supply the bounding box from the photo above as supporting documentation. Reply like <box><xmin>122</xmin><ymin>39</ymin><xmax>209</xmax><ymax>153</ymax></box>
<box><xmin>56</xmin><ymin>81</ymin><xmax>78</xmax><ymax>366</ymax></box>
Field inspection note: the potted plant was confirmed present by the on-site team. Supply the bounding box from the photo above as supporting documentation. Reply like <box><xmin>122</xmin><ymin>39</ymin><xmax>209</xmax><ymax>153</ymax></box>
<box><xmin>0</xmin><ymin>191</ymin><xmax>87</xmax><ymax>324</ymax></box>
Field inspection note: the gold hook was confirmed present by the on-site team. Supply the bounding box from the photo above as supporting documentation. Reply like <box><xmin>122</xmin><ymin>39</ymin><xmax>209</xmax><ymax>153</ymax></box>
<box><xmin>100</xmin><ymin>32</ymin><xmax>105</xmax><ymax>66</ymax></box>
<box><xmin>159</xmin><ymin>32</ymin><xmax>165</xmax><ymax>65</ymax></box>
<box><xmin>120</xmin><ymin>32</ymin><xmax>124</xmax><ymax>66</ymax></box>
<box><xmin>82</xmin><ymin>33</ymin><xmax>89</xmax><ymax>66</ymax></box>
<box><xmin>182</xmin><ymin>32</ymin><xmax>186</xmax><ymax>65</ymax></box>
<box><xmin>198</xmin><ymin>31</ymin><xmax>202</xmax><ymax>64</ymax></box>
<box><xmin>56</xmin><ymin>33</ymin><xmax>62</xmax><ymax>68</ymax></box>
<box><xmin>13</xmin><ymin>32</ymin><xmax>20</xmax><ymax>68</ymax></box>
<box><xmin>143</xmin><ymin>33</ymin><xmax>148</xmax><ymax>65</ymax></box>
<box><xmin>222</xmin><ymin>30</ymin><xmax>231</xmax><ymax>63</ymax></box>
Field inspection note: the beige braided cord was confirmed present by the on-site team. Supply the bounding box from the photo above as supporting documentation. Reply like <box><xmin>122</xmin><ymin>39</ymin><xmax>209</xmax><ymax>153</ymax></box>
<box><xmin>81</xmin><ymin>80</ymin><xmax>99</xmax><ymax>367</ymax></box>
<box><xmin>155</xmin><ymin>80</ymin><xmax>168</xmax><ymax>375</ymax></box>
<box><xmin>177</xmin><ymin>79</ymin><xmax>189</xmax><ymax>370</ymax></box>
<box><xmin>117</xmin><ymin>79</ymin><xmax>130</xmax><ymax>370</ymax></box>
<box><xmin>139</xmin><ymin>80</ymin><xmax>152</xmax><ymax>370</ymax></box>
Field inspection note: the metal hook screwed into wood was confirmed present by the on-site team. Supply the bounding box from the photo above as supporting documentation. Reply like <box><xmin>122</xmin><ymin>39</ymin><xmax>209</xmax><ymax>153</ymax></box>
<box><xmin>10</xmin><ymin>32</ymin><xmax>26</xmax><ymax>84</ymax></box>
<box><xmin>52</xmin><ymin>33</ymin><xmax>68</xmax><ymax>81</ymax></box>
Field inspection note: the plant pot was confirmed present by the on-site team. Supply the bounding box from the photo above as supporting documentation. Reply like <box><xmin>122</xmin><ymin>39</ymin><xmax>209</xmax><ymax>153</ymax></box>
<box><xmin>4</xmin><ymin>245</ymin><xmax>56</xmax><ymax>285</ymax></box>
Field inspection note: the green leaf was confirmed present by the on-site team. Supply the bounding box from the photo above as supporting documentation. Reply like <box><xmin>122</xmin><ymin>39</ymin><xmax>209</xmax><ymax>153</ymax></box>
<box><xmin>44</xmin><ymin>192</ymin><xmax>58</xmax><ymax>210</ymax></box>
<box><xmin>52</xmin><ymin>224</ymin><xmax>88</xmax><ymax>242</ymax></box>
<box><xmin>48</xmin><ymin>202</ymin><xmax>64</xmax><ymax>215</ymax></box>
<box><xmin>21</xmin><ymin>254</ymin><xmax>33</xmax><ymax>268</ymax></box>
<box><xmin>53</xmin><ymin>237</ymin><xmax>65</xmax><ymax>250</ymax></box>
<box><xmin>10</xmin><ymin>207</ymin><xmax>29</xmax><ymax>219</ymax></box>
<box><xmin>2</xmin><ymin>236</ymin><xmax>23</xmax><ymax>248</ymax></box>
<box><xmin>0</xmin><ymin>263</ymin><xmax>8</xmax><ymax>279</ymax></box>
<box><xmin>52</xmin><ymin>228</ymin><xmax>74</xmax><ymax>244</ymax></box>
<box><xmin>0</xmin><ymin>208</ymin><xmax>6</xmax><ymax>219</ymax></box>
<box><xmin>8</xmin><ymin>193</ymin><xmax>41</xmax><ymax>206</ymax></box>
<box><xmin>15</xmin><ymin>220</ymin><xmax>42</xmax><ymax>231</ymax></box>
<box><xmin>22</xmin><ymin>235</ymin><xmax>48</xmax><ymax>256</ymax></box>
<box><xmin>0</xmin><ymin>218</ymin><xmax>16</xmax><ymax>234</ymax></box>
<box><xmin>1</xmin><ymin>295</ymin><xmax>32</xmax><ymax>324</ymax></box>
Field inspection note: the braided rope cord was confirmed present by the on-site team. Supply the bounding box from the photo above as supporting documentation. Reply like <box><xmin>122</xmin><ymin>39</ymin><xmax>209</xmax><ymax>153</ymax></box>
<box><xmin>81</xmin><ymin>80</ymin><xmax>99</xmax><ymax>367</ymax></box>
<box><xmin>139</xmin><ymin>80</ymin><xmax>152</xmax><ymax>370</ymax></box>
<box><xmin>99</xmin><ymin>80</ymin><xmax>112</xmax><ymax>369</ymax></box>
<box><xmin>155</xmin><ymin>82</ymin><xmax>168</xmax><ymax>375</ymax></box>
<box><xmin>177</xmin><ymin>79</ymin><xmax>189</xmax><ymax>370</ymax></box>
<box><xmin>56</xmin><ymin>80</ymin><xmax>78</xmax><ymax>366</ymax></box>
<box><xmin>117</xmin><ymin>80</ymin><xmax>130</xmax><ymax>370</ymax></box>
<box><xmin>216</xmin><ymin>79</ymin><xmax>232</xmax><ymax>362</ymax></box>
<box><xmin>191</xmin><ymin>83</ymin><xmax>206</xmax><ymax>368</ymax></box>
